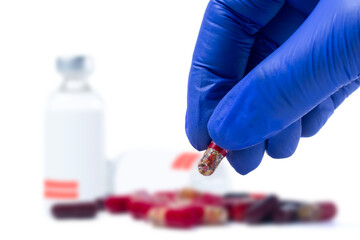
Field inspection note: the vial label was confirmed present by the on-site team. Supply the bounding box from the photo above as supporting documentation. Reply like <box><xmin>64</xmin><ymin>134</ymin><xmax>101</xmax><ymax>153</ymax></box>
<box><xmin>45</xmin><ymin>110</ymin><xmax>106</xmax><ymax>201</ymax></box>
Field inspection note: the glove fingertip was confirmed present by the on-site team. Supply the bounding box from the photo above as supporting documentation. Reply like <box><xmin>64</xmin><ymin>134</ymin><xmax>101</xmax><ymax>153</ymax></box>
<box><xmin>226</xmin><ymin>142</ymin><xmax>265</xmax><ymax>175</ymax></box>
<box><xmin>266</xmin><ymin>120</ymin><xmax>301</xmax><ymax>159</ymax></box>
<box><xmin>301</xmin><ymin>97</ymin><xmax>334</xmax><ymax>137</ymax></box>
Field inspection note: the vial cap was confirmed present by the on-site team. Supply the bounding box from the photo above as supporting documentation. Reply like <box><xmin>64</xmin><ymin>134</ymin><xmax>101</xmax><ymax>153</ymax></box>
<box><xmin>56</xmin><ymin>55</ymin><xmax>94</xmax><ymax>77</ymax></box>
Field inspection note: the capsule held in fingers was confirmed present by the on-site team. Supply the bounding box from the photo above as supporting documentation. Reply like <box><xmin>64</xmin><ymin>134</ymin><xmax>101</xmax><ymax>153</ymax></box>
<box><xmin>198</xmin><ymin>141</ymin><xmax>228</xmax><ymax>176</ymax></box>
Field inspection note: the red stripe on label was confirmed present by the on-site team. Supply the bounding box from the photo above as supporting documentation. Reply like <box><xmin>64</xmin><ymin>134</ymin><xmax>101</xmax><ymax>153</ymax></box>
<box><xmin>183</xmin><ymin>154</ymin><xmax>198</xmax><ymax>169</ymax></box>
<box><xmin>172</xmin><ymin>152</ymin><xmax>201</xmax><ymax>170</ymax></box>
<box><xmin>44</xmin><ymin>180</ymin><xmax>78</xmax><ymax>189</ymax></box>
<box><xmin>44</xmin><ymin>190</ymin><xmax>78</xmax><ymax>200</ymax></box>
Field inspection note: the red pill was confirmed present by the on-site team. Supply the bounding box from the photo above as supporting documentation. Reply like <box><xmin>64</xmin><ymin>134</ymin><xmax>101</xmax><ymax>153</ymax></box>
<box><xmin>148</xmin><ymin>204</ymin><xmax>203</xmax><ymax>228</ymax></box>
<box><xmin>177</xmin><ymin>188</ymin><xmax>223</xmax><ymax>206</ymax></box>
<box><xmin>196</xmin><ymin>193</ymin><xmax>223</xmax><ymax>205</ymax></box>
<box><xmin>52</xmin><ymin>202</ymin><xmax>98</xmax><ymax>219</ymax></box>
<box><xmin>177</xmin><ymin>188</ymin><xmax>202</xmax><ymax>201</ymax></box>
<box><xmin>249</xmin><ymin>193</ymin><xmax>267</xmax><ymax>200</ymax></box>
<box><xmin>223</xmin><ymin>198</ymin><xmax>255</xmax><ymax>222</ymax></box>
<box><xmin>128</xmin><ymin>191</ymin><xmax>170</xmax><ymax>220</ymax></box>
<box><xmin>154</xmin><ymin>191</ymin><xmax>177</xmax><ymax>202</ymax></box>
<box><xmin>148</xmin><ymin>203</ymin><xmax>227</xmax><ymax>228</ymax></box>
<box><xmin>105</xmin><ymin>195</ymin><xmax>131</xmax><ymax>214</ymax></box>
<box><xmin>318</xmin><ymin>202</ymin><xmax>337</xmax><ymax>221</ymax></box>
<box><xmin>129</xmin><ymin>200</ymin><xmax>156</xmax><ymax>219</ymax></box>
<box><xmin>167</xmin><ymin>206</ymin><xmax>204</xmax><ymax>228</ymax></box>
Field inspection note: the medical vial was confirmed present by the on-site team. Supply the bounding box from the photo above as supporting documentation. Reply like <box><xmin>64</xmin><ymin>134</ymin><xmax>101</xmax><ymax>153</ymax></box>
<box><xmin>198</xmin><ymin>141</ymin><xmax>228</xmax><ymax>176</ymax></box>
<box><xmin>44</xmin><ymin>56</ymin><xmax>107</xmax><ymax>216</ymax></box>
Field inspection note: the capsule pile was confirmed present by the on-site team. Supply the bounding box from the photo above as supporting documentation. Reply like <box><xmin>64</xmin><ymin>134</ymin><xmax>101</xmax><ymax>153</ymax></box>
<box><xmin>51</xmin><ymin>188</ymin><xmax>337</xmax><ymax>228</ymax></box>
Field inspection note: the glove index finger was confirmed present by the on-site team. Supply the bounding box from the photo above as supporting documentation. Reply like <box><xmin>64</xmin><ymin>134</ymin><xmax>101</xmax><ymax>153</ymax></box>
<box><xmin>186</xmin><ymin>0</ymin><xmax>285</xmax><ymax>151</ymax></box>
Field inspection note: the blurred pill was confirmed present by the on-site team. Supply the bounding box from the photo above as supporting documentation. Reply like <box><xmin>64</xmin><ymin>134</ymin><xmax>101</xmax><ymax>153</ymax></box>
<box><xmin>167</xmin><ymin>205</ymin><xmax>204</xmax><ymax>228</ymax></box>
<box><xmin>105</xmin><ymin>195</ymin><xmax>131</xmax><ymax>214</ymax></box>
<box><xmin>249</xmin><ymin>193</ymin><xmax>267</xmax><ymax>200</ymax></box>
<box><xmin>148</xmin><ymin>204</ymin><xmax>203</xmax><ymax>228</ymax></box>
<box><xmin>177</xmin><ymin>188</ymin><xmax>202</xmax><ymax>201</ymax></box>
<box><xmin>129</xmin><ymin>200</ymin><xmax>157</xmax><ymax>219</ymax></box>
<box><xmin>148</xmin><ymin>203</ymin><xmax>227</xmax><ymax>228</ymax></box>
<box><xmin>177</xmin><ymin>188</ymin><xmax>222</xmax><ymax>206</ymax></box>
<box><xmin>128</xmin><ymin>191</ymin><xmax>153</xmax><ymax>219</ymax></box>
<box><xmin>147</xmin><ymin>207</ymin><xmax>167</xmax><ymax>227</ymax></box>
<box><xmin>95</xmin><ymin>198</ymin><xmax>105</xmax><ymax>210</ymax></box>
<box><xmin>297</xmin><ymin>202</ymin><xmax>337</xmax><ymax>222</ymax></box>
<box><xmin>318</xmin><ymin>202</ymin><xmax>337</xmax><ymax>221</ymax></box>
<box><xmin>52</xmin><ymin>202</ymin><xmax>98</xmax><ymax>219</ymax></box>
<box><xmin>297</xmin><ymin>203</ymin><xmax>321</xmax><ymax>221</ymax></box>
<box><xmin>154</xmin><ymin>191</ymin><xmax>177</xmax><ymax>202</ymax></box>
<box><xmin>203</xmin><ymin>205</ymin><xmax>228</xmax><ymax>225</ymax></box>
<box><xmin>223</xmin><ymin>198</ymin><xmax>255</xmax><ymax>222</ymax></box>
<box><xmin>244</xmin><ymin>195</ymin><xmax>279</xmax><ymax>224</ymax></box>
<box><xmin>271</xmin><ymin>201</ymin><xmax>302</xmax><ymax>223</ymax></box>
<box><xmin>196</xmin><ymin>193</ymin><xmax>223</xmax><ymax>205</ymax></box>
<box><xmin>223</xmin><ymin>192</ymin><xmax>249</xmax><ymax>199</ymax></box>
<box><xmin>128</xmin><ymin>191</ymin><xmax>171</xmax><ymax>219</ymax></box>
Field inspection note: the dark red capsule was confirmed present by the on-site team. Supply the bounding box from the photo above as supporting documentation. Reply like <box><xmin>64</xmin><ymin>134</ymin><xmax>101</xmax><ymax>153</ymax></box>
<box><xmin>105</xmin><ymin>195</ymin><xmax>131</xmax><ymax>214</ymax></box>
<box><xmin>244</xmin><ymin>195</ymin><xmax>279</xmax><ymax>224</ymax></box>
<box><xmin>271</xmin><ymin>201</ymin><xmax>302</xmax><ymax>223</ymax></box>
<box><xmin>318</xmin><ymin>202</ymin><xmax>337</xmax><ymax>221</ymax></box>
<box><xmin>96</xmin><ymin>198</ymin><xmax>105</xmax><ymax>210</ymax></box>
<box><xmin>223</xmin><ymin>192</ymin><xmax>249</xmax><ymax>199</ymax></box>
<box><xmin>223</xmin><ymin>198</ymin><xmax>255</xmax><ymax>222</ymax></box>
<box><xmin>52</xmin><ymin>202</ymin><xmax>98</xmax><ymax>219</ymax></box>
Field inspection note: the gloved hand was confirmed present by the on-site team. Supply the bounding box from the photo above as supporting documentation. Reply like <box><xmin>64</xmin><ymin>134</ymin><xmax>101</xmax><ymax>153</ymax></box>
<box><xmin>186</xmin><ymin>0</ymin><xmax>360</xmax><ymax>174</ymax></box>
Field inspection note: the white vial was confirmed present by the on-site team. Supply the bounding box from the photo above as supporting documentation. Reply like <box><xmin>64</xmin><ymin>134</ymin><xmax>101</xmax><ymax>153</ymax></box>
<box><xmin>44</xmin><ymin>56</ymin><xmax>106</xmax><ymax>214</ymax></box>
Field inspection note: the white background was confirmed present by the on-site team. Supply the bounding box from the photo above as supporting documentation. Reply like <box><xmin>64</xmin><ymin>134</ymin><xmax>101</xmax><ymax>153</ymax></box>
<box><xmin>0</xmin><ymin>0</ymin><xmax>359</xmax><ymax>239</ymax></box>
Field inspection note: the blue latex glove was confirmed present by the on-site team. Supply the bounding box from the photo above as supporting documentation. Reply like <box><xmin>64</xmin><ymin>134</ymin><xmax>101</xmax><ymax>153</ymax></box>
<box><xmin>186</xmin><ymin>0</ymin><xmax>360</xmax><ymax>174</ymax></box>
